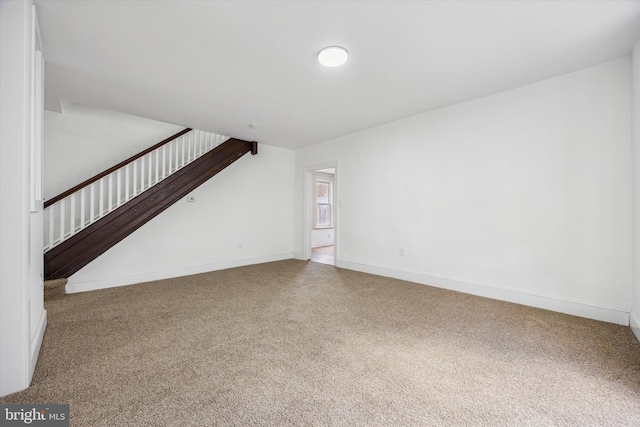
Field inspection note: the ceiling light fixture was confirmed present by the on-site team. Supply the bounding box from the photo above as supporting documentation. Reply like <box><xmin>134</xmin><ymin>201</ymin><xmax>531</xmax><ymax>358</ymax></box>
<box><xmin>318</xmin><ymin>46</ymin><xmax>349</xmax><ymax>67</ymax></box>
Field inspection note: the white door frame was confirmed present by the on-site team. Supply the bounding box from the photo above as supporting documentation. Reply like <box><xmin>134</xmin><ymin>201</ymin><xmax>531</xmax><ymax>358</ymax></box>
<box><xmin>303</xmin><ymin>162</ymin><xmax>339</xmax><ymax>261</ymax></box>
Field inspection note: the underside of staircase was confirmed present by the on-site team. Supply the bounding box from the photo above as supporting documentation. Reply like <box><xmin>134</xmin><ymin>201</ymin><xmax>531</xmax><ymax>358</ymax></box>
<box><xmin>44</xmin><ymin>136</ymin><xmax>257</xmax><ymax>280</ymax></box>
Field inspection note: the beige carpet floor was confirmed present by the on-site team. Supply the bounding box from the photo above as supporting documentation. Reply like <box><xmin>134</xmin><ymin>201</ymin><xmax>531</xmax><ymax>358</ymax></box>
<box><xmin>2</xmin><ymin>259</ymin><xmax>640</xmax><ymax>426</ymax></box>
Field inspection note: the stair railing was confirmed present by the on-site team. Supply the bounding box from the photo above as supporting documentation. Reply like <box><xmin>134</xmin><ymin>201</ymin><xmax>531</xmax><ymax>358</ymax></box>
<box><xmin>43</xmin><ymin>128</ymin><xmax>230</xmax><ymax>252</ymax></box>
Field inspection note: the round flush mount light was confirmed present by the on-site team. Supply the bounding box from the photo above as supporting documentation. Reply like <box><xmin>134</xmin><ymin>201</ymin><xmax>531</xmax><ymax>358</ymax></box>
<box><xmin>317</xmin><ymin>46</ymin><xmax>349</xmax><ymax>67</ymax></box>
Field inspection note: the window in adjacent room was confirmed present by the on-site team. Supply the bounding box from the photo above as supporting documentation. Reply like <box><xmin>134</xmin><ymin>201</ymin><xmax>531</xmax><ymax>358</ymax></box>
<box><xmin>315</xmin><ymin>179</ymin><xmax>332</xmax><ymax>228</ymax></box>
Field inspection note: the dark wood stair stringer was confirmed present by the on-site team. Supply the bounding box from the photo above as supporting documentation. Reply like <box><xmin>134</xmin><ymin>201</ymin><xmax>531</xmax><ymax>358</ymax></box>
<box><xmin>45</xmin><ymin>138</ymin><xmax>256</xmax><ymax>280</ymax></box>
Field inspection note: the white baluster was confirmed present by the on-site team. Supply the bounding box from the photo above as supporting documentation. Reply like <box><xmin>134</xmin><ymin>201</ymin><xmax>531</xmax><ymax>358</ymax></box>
<box><xmin>108</xmin><ymin>173</ymin><xmax>113</xmax><ymax>212</ymax></box>
<box><xmin>115</xmin><ymin>169</ymin><xmax>121</xmax><ymax>208</ymax></box>
<box><xmin>169</xmin><ymin>141</ymin><xmax>174</xmax><ymax>174</ymax></box>
<box><xmin>172</xmin><ymin>140</ymin><xmax>176</xmax><ymax>169</ymax></box>
<box><xmin>59</xmin><ymin>199</ymin><xmax>65</xmax><ymax>241</ymax></box>
<box><xmin>171</xmin><ymin>141</ymin><xmax>175</xmax><ymax>173</ymax></box>
<box><xmin>48</xmin><ymin>206</ymin><xmax>54</xmax><ymax>248</ymax></box>
<box><xmin>167</xmin><ymin>140</ymin><xmax>171</xmax><ymax>173</ymax></box>
<box><xmin>146</xmin><ymin>155</ymin><xmax>150</xmax><ymax>189</ymax></box>
<box><xmin>187</xmin><ymin>132</ymin><xmax>192</xmax><ymax>163</ymax></box>
<box><xmin>193</xmin><ymin>131</ymin><xmax>198</xmax><ymax>160</ymax></box>
<box><xmin>195</xmin><ymin>131</ymin><xmax>199</xmax><ymax>158</ymax></box>
<box><xmin>186</xmin><ymin>133</ymin><xmax>190</xmax><ymax>164</ymax></box>
<box><xmin>162</xmin><ymin>145</ymin><xmax>167</xmax><ymax>178</ymax></box>
<box><xmin>80</xmin><ymin>188</ymin><xmax>86</xmax><ymax>229</ymax></box>
<box><xmin>139</xmin><ymin>158</ymin><xmax>143</xmax><ymax>192</ymax></box>
<box><xmin>70</xmin><ymin>193</ymin><xmax>76</xmax><ymax>235</ymax></box>
<box><xmin>181</xmin><ymin>135</ymin><xmax>186</xmax><ymax>167</ymax></box>
<box><xmin>133</xmin><ymin>160</ymin><xmax>138</xmax><ymax>196</ymax></box>
<box><xmin>185</xmin><ymin>133</ymin><xmax>189</xmax><ymax>164</ymax></box>
<box><xmin>140</xmin><ymin>158</ymin><xmax>143</xmax><ymax>192</ymax></box>
<box><xmin>98</xmin><ymin>179</ymin><xmax>104</xmax><ymax>218</ymax></box>
<box><xmin>125</xmin><ymin>164</ymin><xmax>130</xmax><ymax>200</ymax></box>
<box><xmin>173</xmin><ymin>140</ymin><xmax>176</xmax><ymax>171</ymax></box>
<box><xmin>43</xmin><ymin>208</ymin><xmax>48</xmax><ymax>250</ymax></box>
<box><xmin>137</xmin><ymin>159</ymin><xmax>141</xmax><ymax>193</ymax></box>
<box><xmin>90</xmin><ymin>182</ymin><xmax>95</xmax><ymax>222</ymax></box>
<box><xmin>140</xmin><ymin>156</ymin><xmax>145</xmax><ymax>192</ymax></box>
<box><xmin>153</xmin><ymin>149</ymin><xmax>157</xmax><ymax>180</ymax></box>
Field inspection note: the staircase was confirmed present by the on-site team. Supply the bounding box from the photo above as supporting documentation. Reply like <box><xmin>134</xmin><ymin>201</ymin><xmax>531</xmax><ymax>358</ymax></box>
<box><xmin>44</xmin><ymin>128</ymin><xmax>257</xmax><ymax>280</ymax></box>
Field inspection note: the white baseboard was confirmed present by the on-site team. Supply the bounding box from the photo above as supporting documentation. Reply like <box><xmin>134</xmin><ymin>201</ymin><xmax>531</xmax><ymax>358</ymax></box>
<box><xmin>66</xmin><ymin>253</ymin><xmax>294</xmax><ymax>294</ymax></box>
<box><xmin>631</xmin><ymin>310</ymin><xmax>640</xmax><ymax>342</ymax></box>
<box><xmin>336</xmin><ymin>259</ymin><xmax>630</xmax><ymax>326</ymax></box>
<box><xmin>29</xmin><ymin>309</ymin><xmax>47</xmax><ymax>381</ymax></box>
<box><xmin>292</xmin><ymin>252</ymin><xmax>307</xmax><ymax>260</ymax></box>
<box><xmin>66</xmin><ymin>254</ymin><xmax>631</xmax><ymax>326</ymax></box>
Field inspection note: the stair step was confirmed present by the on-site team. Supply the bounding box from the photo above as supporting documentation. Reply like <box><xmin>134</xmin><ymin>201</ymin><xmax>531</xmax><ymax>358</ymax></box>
<box><xmin>44</xmin><ymin>278</ymin><xmax>67</xmax><ymax>289</ymax></box>
<box><xmin>44</xmin><ymin>278</ymin><xmax>67</xmax><ymax>300</ymax></box>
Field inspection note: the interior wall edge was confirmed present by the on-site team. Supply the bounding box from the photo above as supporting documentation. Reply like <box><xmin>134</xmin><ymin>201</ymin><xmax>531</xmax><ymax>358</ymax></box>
<box><xmin>29</xmin><ymin>310</ymin><xmax>47</xmax><ymax>379</ymax></box>
<box><xmin>631</xmin><ymin>310</ymin><xmax>640</xmax><ymax>341</ymax></box>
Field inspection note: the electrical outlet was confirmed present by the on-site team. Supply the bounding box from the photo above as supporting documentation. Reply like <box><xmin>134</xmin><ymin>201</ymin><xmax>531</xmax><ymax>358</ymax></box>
<box><xmin>399</xmin><ymin>248</ymin><xmax>405</xmax><ymax>256</ymax></box>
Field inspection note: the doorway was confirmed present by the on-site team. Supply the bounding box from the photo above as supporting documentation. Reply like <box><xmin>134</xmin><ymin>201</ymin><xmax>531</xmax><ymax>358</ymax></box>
<box><xmin>305</xmin><ymin>165</ymin><xmax>337</xmax><ymax>265</ymax></box>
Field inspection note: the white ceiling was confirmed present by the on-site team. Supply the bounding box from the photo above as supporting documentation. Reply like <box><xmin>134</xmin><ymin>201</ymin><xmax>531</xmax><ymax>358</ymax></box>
<box><xmin>35</xmin><ymin>0</ymin><xmax>640</xmax><ymax>150</ymax></box>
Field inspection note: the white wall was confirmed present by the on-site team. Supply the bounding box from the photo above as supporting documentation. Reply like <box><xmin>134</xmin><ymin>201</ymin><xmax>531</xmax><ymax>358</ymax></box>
<box><xmin>65</xmin><ymin>143</ymin><xmax>294</xmax><ymax>293</ymax></box>
<box><xmin>0</xmin><ymin>0</ymin><xmax>47</xmax><ymax>397</ymax></box>
<box><xmin>295</xmin><ymin>57</ymin><xmax>632</xmax><ymax>325</ymax></box>
<box><xmin>632</xmin><ymin>40</ymin><xmax>640</xmax><ymax>339</ymax></box>
<box><xmin>312</xmin><ymin>229</ymin><xmax>334</xmax><ymax>248</ymax></box>
<box><xmin>44</xmin><ymin>104</ymin><xmax>183</xmax><ymax>200</ymax></box>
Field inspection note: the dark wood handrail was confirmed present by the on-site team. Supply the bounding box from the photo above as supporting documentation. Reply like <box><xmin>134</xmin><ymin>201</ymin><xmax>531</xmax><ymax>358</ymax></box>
<box><xmin>44</xmin><ymin>128</ymin><xmax>192</xmax><ymax>208</ymax></box>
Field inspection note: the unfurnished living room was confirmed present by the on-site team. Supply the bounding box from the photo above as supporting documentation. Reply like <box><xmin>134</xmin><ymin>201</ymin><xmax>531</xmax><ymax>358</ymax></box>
<box><xmin>2</xmin><ymin>0</ymin><xmax>640</xmax><ymax>425</ymax></box>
